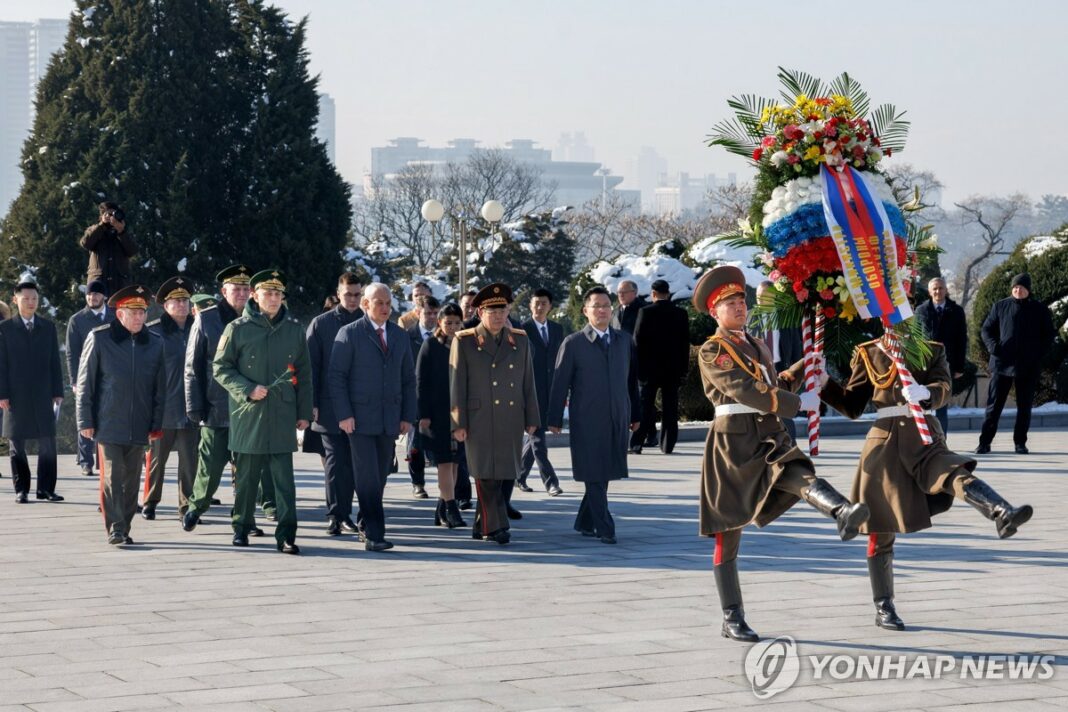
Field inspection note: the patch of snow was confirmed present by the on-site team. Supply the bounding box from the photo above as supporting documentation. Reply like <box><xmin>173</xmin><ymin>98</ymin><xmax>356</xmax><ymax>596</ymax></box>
<box><xmin>588</xmin><ymin>254</ymin><xmax>699</xmax><ymax>299</ymax></box>
<box><xmin>177</xmin><ymin>258</ymin><xmax>187</xmax><ymax>272</ymax></box>
<box><xmin>37</xmin><ymin>146</ymin><xmax>48</xmax><ymax>155</ymax></box>
<box><xmin>1020</xmin><ymin>235</ymin><xmax>1064</xmax><ymax>259</ymax></box>
<box><xmin>685</xmin><ymin>236</ymin><xmax>765</xmax><ymax>287</ymax></box>
<box><xmin>76</xmin><ymin>37</ymin><xmax>91</xmax><ymax>48</ymax></box>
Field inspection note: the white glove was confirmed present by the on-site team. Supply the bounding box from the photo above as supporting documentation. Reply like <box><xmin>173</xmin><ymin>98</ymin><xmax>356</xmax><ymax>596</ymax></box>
<box><xmin>902</xmin><ymin>383</ymin><xmax>930</xmax><ymax>405</ymax></box>
<box><xmin>812</xmin><ymin>353</ymin><xmax>829</xmax><ymax>387</ymax></box>
<box><xmin>798</xmin><ymin>390</ymin><xmax>821</xmax><ymax>413</ymax></box>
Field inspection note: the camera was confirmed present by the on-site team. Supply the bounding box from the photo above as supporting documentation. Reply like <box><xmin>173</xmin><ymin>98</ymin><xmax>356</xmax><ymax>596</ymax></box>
<box><xmin>106</xmin><ymin>208</ymin><xmax>126</xmax><ymax>223</ymax></box>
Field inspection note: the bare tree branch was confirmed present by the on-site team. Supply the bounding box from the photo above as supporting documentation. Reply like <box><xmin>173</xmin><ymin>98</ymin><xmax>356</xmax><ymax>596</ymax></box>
<box><xmin>953</xmin><ymin>193</ymin><xmax>1030</xmax><ymax>309</ymax></box>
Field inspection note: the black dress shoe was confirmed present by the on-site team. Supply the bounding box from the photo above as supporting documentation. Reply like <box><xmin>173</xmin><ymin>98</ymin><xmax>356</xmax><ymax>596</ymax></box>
<box><xmin>182</xmin><ymin>511</ymin><xmax>200</xmax><ymax>531</ymax></box>
<box><xmin>107</xmin><ymin>532</ymin><xmax>124</xmax><ymax>546</ymax></box>
<box><xmin>122</xmin><ymin>535</ymin><xmax>138</xmax><ymax>545</ymax></box>
<box><xmin>264</xmin><ymin>510</ymin><xmax>278</xmax><ymax>522</ymax></box>
<box><xmin>974</xmin><ymin>443</ymin><xmax>991</xmax><ymax>454</ymax></box>
<box><xmin>277</xmin><ymin>540</ymin><xmax>300</xmax><ymax>555</ymax></box>
<box><xmin>210</xmin><ymin>497</ymin><xmax>222</xmax><ymax>505</ymax></box>
<box><xmin>547</xmin><ymin>485</ymin><xmax>563</xmax><ymax>496</ymax></box>
<box><xmin>249</xmin><ymin>525</ymin><xmax>265</xmax><ymax>537</ymax></box>
<box><xmin>506</xmin><ymin>504</ymin><xmax>523</xmax><ymax>520</ymax></box>
<box><xmin>721</xmin><ymin>606</ymin><xmax>760</xmax><ymax>642</ymax></box>
<box><xmin>486</xmin><ymin>529</ymin><xmax>510</xmax><ymax>545</ymax></box>
<box><xmin>412</xmin><ymin>484</ymin><xmax>428</xmax><ymax>499</ymax></box>
<box><xmin>339</xmin><ymin>517</ymin><xmax>359</xmax><ymax>533</ymax></box>
<box><xmin>141</xmin><ymin>506</ymin><xmax>156</xmax><ymax>520</ymax></box>
<box><xmin>232</xmin><ymin>533</ymin><xmax>249</xmax><ymax>547</ymax></box>
<box><xmin>599</xmin><ymin>535</ymin><xmax>617</xmax><ymax>545</ymax></box>
<box><xmin>36</xmin><ymin>491</ymin><xmax>64</xmax><ymax>502</ymax></box>
<box><xmin>365</xmin><ymin>539</ymin><xmax>394</xmax><ymax>551</ymax></box>
<box><xmin>874</xmin><ymin>598</ymin><xmax>906</xmax><ymax>631</ymax></box>
<box><xmin>458</xmin><ymin>498</ymin><xmax>472</xmax><ymax>511</ymax></box>
<box><xmin>15</xmin><ymin>491</ymin><xmax>28</xmax><ymax>503</ymax></box>
<box><xmin>81</xmin><ymin>467</ymin><xmax>95</xmax><ymax>477</ymax></box>
<box><xmin>516</xmin><ymin>481</ymin><xmax>534</xmax><ymax>493</ymax></box>
<box><xmin>326</xmin><ymin>518</ymin><xmax>342</xmax><ymax>537</ymax></box>
<box><xmin>1015</xmin><ymin>444</ymin><xmax>1029</xmax><ymax>454</ymax></box>
<box><xmin>628</xmin><ymin>446</ymin><xmax>642</xmax><ymax>455</ymax></box>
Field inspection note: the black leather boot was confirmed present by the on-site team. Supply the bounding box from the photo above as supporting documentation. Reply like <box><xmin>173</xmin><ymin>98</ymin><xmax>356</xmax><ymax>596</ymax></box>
<box><xmin>868</xmin><ymin>553</ymin><xmax>905</xmax><ymax>630</ymax></box>
<box><xmin>802</xmin><ymin>478</ymin><xmax>870</xmax><ymax>541</ymax></box>
<box><xmin>961</xmin><ymin>480</ymin><xmax>1033</xmax><ymax>539</ymax></box>
<box><xmin>433</xmin><ymin>499</ymin><xmax>445</xmax><ymax>527</ymax></box>
<box><xmin>444</xmin><ymin>500</ymin><xmax>466</xmax><ymax>529</ymax></box>
<box><xmin>471</xmin><ymin>508</ymin><xmax>483</xmax><ymax>539</ymax></box>
<box><xmin>713</xmin><ymin>559</ymin><xmax>759</xmax><ymax>642</ymax></box>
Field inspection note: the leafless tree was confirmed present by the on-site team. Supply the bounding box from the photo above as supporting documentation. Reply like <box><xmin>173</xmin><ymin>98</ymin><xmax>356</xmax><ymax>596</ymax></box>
<box><xmin>353</xmin><ymin>164</ymin><xmax>443</xmax><ymax>272</ymax></box>
<box><xmin>953</xmin><ymin>193</ymin><xmax>1031</xmax><ymax>309</ymax></box>
<box><xmin>440</xmin><ymin>149</ymin><xmax>556</xmax><ymax>223</ymax></box>
<box><xmin>885</xmin><ymin>163</ymin><xmax>946</xmax><ymax>222</ymax></box>
<box><xmin>706</xmin><ymin>182</ymin><xmax>753</xmax><ymax>233</ymax></box>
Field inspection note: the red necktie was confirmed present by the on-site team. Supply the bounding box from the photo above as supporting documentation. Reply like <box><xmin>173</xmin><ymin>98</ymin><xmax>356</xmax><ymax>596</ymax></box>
<box><xmin>377</xmin><ymin>326</ymin><xmax>387</xmax><ymax>352</ymax></box>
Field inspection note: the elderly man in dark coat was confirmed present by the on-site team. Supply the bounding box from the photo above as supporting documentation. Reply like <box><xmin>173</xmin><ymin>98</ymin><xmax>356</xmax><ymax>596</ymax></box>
<box><xmin>327</xmin><ymin>282</ymin><xmax>417</xmax><ymax>552</ymax></box>
<box><xmin>548</xmin><ymin>286</ymin><xmax>639</xmax><ymax>544</ymax></box>
<box><xmin>0</xmin><ymin>281</ymin><xmax>65</xmax><ymax>503</ymax></box>
<box><xmin>914</xmin><ymin>277</ymin><xmax>968</xmax><ymax>434</ymax></box>
<box><xmin>977</xmin><ymin>272</ymin><xmax>1056</xmax><ymax>454</ymax></box>
<box><xmin>451</xmin><ymin>283</ymin><xmax>539</xmax><ymax>545</ymax></box>
<box><xmin>65</xmin><ymin>279</ymin><xmax>113</xmax><ymax>477</ymax></box>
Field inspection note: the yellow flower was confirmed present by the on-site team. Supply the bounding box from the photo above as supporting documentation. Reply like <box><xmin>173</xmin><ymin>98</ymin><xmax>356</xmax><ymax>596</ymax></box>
<box><xmin>838</xmin><ymin>296</ymin><xmax>858</xmax><ymax>321</ymax></box>
<box><xmin>803</xmin><ymin>145</ymin><xmax>822</xmax><ymax>162</ymax></box>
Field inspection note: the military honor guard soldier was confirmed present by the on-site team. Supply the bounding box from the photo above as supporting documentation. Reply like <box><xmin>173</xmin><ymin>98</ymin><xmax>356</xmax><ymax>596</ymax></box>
<box><xmin>820</xmin><ymin>332</ymin><xmax>1033</xmax><ymax>630</ymax></box>
<box><xmin>213</xmin><ymin>269</ymin><xmax>313</xmax><ymax>554</ymax></box>
<box><xmin>693</xmin><ymin>266</ymin><xmax>870</xmax><ymax>642</ymax></box>
<box><xmin>140</xmin><ymin>277</ymin><xmax>198</xmax><ymax>520</ymax></box>
<box><xmin>76</xmin><ymin>285</ymin><xmax>166</xmax><ymax>545</ymax></box>
<box><xmin>450</xmin><ymin>283</ymin><xmax>539</xmax><ymax>545</ymax></box>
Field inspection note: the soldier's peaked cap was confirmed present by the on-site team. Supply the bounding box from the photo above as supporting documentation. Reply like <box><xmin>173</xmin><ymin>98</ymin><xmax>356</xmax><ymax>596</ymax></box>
<box><xmin>250</xmin><ymin>269</ymin><xmax>286</xmax><ymax>293</ymax></box>
<box><xmin>108</xmin><ymin>284</ymin><xmax>152</xmax><ymax>310</ymax></box>
<box><xmin>472</xmin><ymin>283</ymin><xmax>513</xmax><ymax>309</ymax></box>
<box><xmin>156</xmin><ymin>276</ymin><xmax>192</xmax><ymax>304</ymax></box>
<box><xmin>692</xmin><ymin>265</ymin><xmax>746</xmax><ymax>315</ymax></box>
<box><xmin>216</xmin><ymin>263</ymin><xmax>253</xmax><ymax>285</ymax></box>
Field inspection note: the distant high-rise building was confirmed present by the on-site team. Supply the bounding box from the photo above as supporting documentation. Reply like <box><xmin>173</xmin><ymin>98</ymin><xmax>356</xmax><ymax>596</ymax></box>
<box><xmin>553</xmin><ymin>131</ymin><xmax>595</xmax><ymax>163</ymax></box>
<box><xmin>0</xmin><ymin>18</ymin><xmax>67</xmax><ymax>216</ymax></box>
<box><xmin>626</xmin><ymin>146</ymin><xmax>667</xmax><ymax>214</ymax></box>
<box><xmin>316</xmin><ymin>92</ymin><xmax>336</xmax><ymax>164</ymax></box>
<box><xmin>368</xmin><ymin>137</ymin><xmax>633</xmax><ymax>210</ymax></box>
<box><xmin>654</xmin><ymin>171</ymin><xmax>737</xmax><ymax>216</ymax></box>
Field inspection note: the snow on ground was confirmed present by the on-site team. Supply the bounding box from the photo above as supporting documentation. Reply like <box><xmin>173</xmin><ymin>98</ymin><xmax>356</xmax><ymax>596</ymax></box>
<box><xmin>588</xmin><ymin>253</ymin><xmax>699</xmax><ymax>298</ymax></box>
<box><xmin>1020</xmin><ymin>235</ymin><xmax>1065</xmax><ymax>259</ymax></box>
<box><xmin>685</xmin><ymin>236</ymin><xmax>765</xmax><ymax>287</ymax></box>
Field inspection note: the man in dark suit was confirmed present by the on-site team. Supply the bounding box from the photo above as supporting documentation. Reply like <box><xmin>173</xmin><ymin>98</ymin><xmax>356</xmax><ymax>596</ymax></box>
<box><xmin>518</xmin><ymin>288</ymin><xmax>564</xmax><ymax>495</ymax></box>
<box><xmin>0</xmin><ymin>281</ymin><xmax>65</xmax><ymax>503</ymax></box>
<box><xmin>65</xmin><ymin>279</ymin><xmax>113</xmax><ymax>477</ymax></box>
<box><xmin>756</xmin><ymin>281</ymin><xmax>804</xmax><ymax>438</ymax></box>
<box><xmin>611</xmin><ymin>280</ymin><xmax>646</xmax><ymax>335</ymax></box>
<box><xmin>631</xmin><ymin>279</ymin><xmax>690</xmax><ymax>454</ymax></box>
<box><xmin>914</xmin><ymin>277</ymin><xmax>968</xmax><ymax>434</ymax></box>
<box><xmin>977</xmin><ymin>272</ymin><xmax>1056</xmax><ymax>454</ymax></box>
<box><xmin>405</xmin><ymin>296</ymin><xmax>440</xmax><ymax>498</ymax></box>
<box><xmin>306</xmin><ymin>272</ymin><xmax>363</xmax><ymax>536</ymax></box>
<box><xmin>328</xmin><ymin>282</ymin><xmax>417</xmax><ymax>551</ymax></box>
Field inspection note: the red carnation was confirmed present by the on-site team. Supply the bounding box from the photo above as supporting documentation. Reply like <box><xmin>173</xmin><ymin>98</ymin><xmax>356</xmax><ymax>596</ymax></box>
<box><xmin>287</xmin><ymin>363</ymin><xmax>296</xmax><ymax>373</ymax></box>
<box><xmin>290</xmin><ymin>376</ymin><xmax>298</xmax><ymax>386</ymax></box>
<box><xmin>783</xmin><ymin>125</ymin><xmax>804</xmax><ymax>141</ymax></box>
<box><xmin>752</xmin><ymin>147</ymin><xmax>764</xmax><ymax>161</ymax></box>
<box><xmin>823</xmin><ymin>307</ymin><xmax>837</xmax><ymax>318</ymax></box>
<box><xmin>761</xmin><ymin>136</ymin><xmax>777</xmax><ymax>148</ymax></box>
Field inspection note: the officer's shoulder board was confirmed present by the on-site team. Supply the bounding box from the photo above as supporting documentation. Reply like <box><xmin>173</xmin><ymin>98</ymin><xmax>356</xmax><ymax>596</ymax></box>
<box><xmin>89</xmin><ymin>322</ymin><xmax>110</xmax><ymax>335</ymax></box>
<box><xmin>699</xmin><ymin>335</ymin><xmax>732</xmax><ymax>369</ymax></box>
<box><xmin>851</xmin><ymin>338</ymin><xmax>880</xmax><ymax>366</ymax></box>
<box><xmin>146</xmin><ymin>318</ymin><xmax>162</xmax><ymax>328</ymax></box>
<box><xmin>455</xmin><ymin>328</ymin><xmax>477</xmax><ymax>338</ymax></box>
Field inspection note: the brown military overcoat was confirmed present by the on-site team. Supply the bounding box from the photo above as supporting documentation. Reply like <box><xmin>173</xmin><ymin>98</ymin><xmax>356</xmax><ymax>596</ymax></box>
<box><xmin>820</xmin><ymin>340</ymin><xmax>973</xmax><ymax>534</ymax></box>
<box><xmin>450</xmin><ymin>323</ymin><xmax>539</xmax><ymax>480</ymax></box>
<box><xmin>698</xmin><ymin>326</ymin><xmax>809</xmax><ymax>535</ymax></box>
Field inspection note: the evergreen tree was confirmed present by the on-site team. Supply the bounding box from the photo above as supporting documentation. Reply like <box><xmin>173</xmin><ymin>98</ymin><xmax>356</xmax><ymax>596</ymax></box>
<box><xmin>0</xmin><ymin>0</ymin><xmax>350</xmax><ymax>317</ymax></box>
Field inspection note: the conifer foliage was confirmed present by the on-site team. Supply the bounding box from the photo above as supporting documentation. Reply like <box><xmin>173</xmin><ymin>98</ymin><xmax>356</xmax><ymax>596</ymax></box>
<box><xmin>0</xmin><ymin>0</ymin><xmax>350</xmax><ymax>316</ymax></box>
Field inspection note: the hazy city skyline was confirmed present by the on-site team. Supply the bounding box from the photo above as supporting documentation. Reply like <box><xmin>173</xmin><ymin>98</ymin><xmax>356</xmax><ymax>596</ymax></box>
<box><xmin>7</xmin><ymin>0</ymin><xmax>1068</xmax><ymax>205</ymax></box>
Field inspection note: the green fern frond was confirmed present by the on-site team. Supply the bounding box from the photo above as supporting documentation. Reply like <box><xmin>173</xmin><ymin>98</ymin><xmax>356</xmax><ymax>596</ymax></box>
<box><xmin>870</xmin><ymin>104</ymin><xmax>910</xmax><ymax>153</ymax></box>
<box><xmin>726</xmin><ymin>94</ymin><xmax>778</xmax><ymax>135</ymax></box>
<box><xmin>777</xmin><ymin>66</ymin><xmax>824</xmax><ymax>103</ymax></box>
<box><xmin>827</xmin><ymin>71</ymin><xmax>870</xmax><ymax>117</ymax></box>
<box><xmin>705</xmin><ymin>118</ymin><xmax>761</xmax><ymax>160</ymax></box>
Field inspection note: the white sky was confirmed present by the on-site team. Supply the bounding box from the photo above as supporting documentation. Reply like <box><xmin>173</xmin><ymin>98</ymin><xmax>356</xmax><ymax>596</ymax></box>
<box><xmin>11</xmin><ymin>0</ymin><xmax>1068</xmax><ymax>203</ymax></box>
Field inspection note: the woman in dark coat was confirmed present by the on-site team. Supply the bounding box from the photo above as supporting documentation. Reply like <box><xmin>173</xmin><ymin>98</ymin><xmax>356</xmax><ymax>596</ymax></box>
<box><xmin>416</xmin><ymin>303</ymin><xmax>466</xmax><ymax>528</ymax></box>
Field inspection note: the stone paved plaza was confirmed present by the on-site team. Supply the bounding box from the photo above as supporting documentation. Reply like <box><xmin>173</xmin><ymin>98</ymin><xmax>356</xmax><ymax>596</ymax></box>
<box><xmin>1</xmin><ymin>427</ymin><xmax>1065</xmax><ymax>711</ymax></box>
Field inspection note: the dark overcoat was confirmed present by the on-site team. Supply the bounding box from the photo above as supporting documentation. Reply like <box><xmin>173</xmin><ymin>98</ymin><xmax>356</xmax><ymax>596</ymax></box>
<box><xmin>66</xmin><ymin>305</ymin><xmax>114</xmax><ymax>385</ymax></box>
<box><xmin>184</xmin><ymin>299</ymin><xmax>238</xmax><ymax>428</ymax></box>
<box><xmin>981</xmin><ymin>296</ymin><xmax>1055</xmax><ymax>376</ymax></box>
<box><xmin>547</xmin><ymin>325</ymin><xmax>640</xmax><ymax>483</ymax></box>
<box><xmin>633</xmin><ymin>300</ymin><xmax>690</xmax><ymax>384</ymax></box>
<box><xmin>416</xmin><ymin>335</ymin><xmax>452</xmax><ymax>455</ymax></box>
<box><xmin>306</xmin><ymin>305</ymin><xmax>362</xmax><ymax>434</ymax></box>
<box><xmin>147</xmin><ymin>312</ymin><xmax>194</xmax><ymax>430</ymax></box>
<box><xmin>0</xmin><ymin>316</ymin><xmax>64</xmax><ymax>439</ymax></box>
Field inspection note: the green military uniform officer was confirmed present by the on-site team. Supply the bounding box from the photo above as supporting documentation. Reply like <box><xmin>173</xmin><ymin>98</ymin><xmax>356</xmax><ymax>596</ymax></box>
<box><xmin>450</xmin><ymin>283</ymin><xmax>539</xmax><ymax>544</ymax></box>
<box><xmin>213</xmin><ymin>269</ymin><xmax>312</xmax><ymax>554</ymax></box>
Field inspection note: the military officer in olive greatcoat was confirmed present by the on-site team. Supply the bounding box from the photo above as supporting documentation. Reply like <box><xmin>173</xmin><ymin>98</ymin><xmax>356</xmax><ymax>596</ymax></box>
<box><xmin>694</xmin><ymin>265</ymin><xmax>870</xmax><ymax>642</ymax></box>
<box><xmin>450</xmin><ymin>283</ymin><xmax>539</xmax><ymax>545</ymax></box>
<box><xmin>820</xmin><ymin>336</ymin><xmax>1033</xmax><ymax>632</ymax></box>
<box><xmin>213</xmin><ymin>269</ymin><xmax>312</xmax><ymax>554</ymax></box>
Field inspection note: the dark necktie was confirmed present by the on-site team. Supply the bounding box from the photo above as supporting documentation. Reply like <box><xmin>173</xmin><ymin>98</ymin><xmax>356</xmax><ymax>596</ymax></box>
<box><xmin>599</xmin><ymin>333</ymin><xmax>609</xmax><ymax>351</ymax></box>
<box><xmin>540</xmin><ymin>324</ymin><xmax>548</xmax><ymax>344</ymax></box>
<box><xmin>25</xmin><ymin>320</ymin><xmax>33</xmax><ymax>333</ymax></box>
<box><xmin>377</xmin><ymin>326</ymin><xmax>387</xmax><ymax>352</ymax></box>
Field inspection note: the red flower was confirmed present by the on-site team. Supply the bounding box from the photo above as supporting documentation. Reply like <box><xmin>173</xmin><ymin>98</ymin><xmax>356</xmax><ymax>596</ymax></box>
<box><xmin>815</xmin><ymin>97</ymin><xmax>831</xmax><ymax>106</ymax></box>
<box><xmin>783</xmin><ymin>125</ymin><xmax>804</xmax><ymax>141</ymax></box>
<box><xmin>287</xmin><ymin>363</ymin><xmax>296</xmax><ymax>373</ymax></box>
<box><xmin>819</xmin><ymin>289</ymin><xmax>834</xmax><ymax>301</ymax></box>
<box><xmin>885</xmin><ymin>148</ymin><xmax>893</xmax><ymax>157</ymax></box>
<box><xmin>290</xmin><ymin>376</ymin><xmax>298</xmax><ymax>386</ymax></box>
<box><xmin>823</xmin><ymin>307</ymin><xmax>837</xmax><ymax>318</ymax></box>
<box><xmin>787</xmin><ymin>154</ymin><xmax>800</xmax><ymax>164</ymax></box>
<box><xmin>761</xmin><ymin>136</ymin><xmax>777</xmax><ymax>148</ymax></box>
<box><xmin>752</xmin><ymin>147</ymin><xmax>764</xmax><ymax>161</ymax></box>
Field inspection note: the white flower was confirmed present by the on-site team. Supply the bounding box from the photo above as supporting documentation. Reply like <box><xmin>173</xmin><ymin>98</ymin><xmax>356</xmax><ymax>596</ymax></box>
<box><xmin>919</xmin><ymin>235</ymin><xmax>939</xmax><ymax>249</ymax></box>
<box><xmin>770</xmin><ymin>151</ymin><xmax>789</xmax><ymax>168</ymax></box>
<box><xmin>795</xmin><ymin>176</ymin><xmax>812</xmax><ymax>188</ymax></box>
<box><xmin>772</xmin><ymin>186</ymin><xmax>787</xmax><ymax>199</ymax></box>
<box><xmin>867</xmin><ymin>148</ymin><xmax>883</xmax><ymax>163</ymax></box>
<box><xmin>784</xmin><ymin>201</ymin><xmax>797</xmax><ymax>213</ymax></box>
<box><xmin>800</xmin><ymin>120</ymin><xmax>823</xmax><ymax>135</ymax></box>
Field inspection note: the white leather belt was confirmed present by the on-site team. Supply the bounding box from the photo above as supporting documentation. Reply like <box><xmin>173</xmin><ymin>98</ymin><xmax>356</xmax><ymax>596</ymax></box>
<box><xmin>715</xmin><ymin>403</ymin><xmax>766</xmax><ymax>417</ymax></box>
<box><xmin>876</xmin><ymin>405</ymin><xmax>935</xmax><ymax>419</ymax></box>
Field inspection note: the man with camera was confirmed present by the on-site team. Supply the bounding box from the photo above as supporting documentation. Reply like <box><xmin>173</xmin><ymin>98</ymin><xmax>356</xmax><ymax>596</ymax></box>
<box><xmin>80</xmin><ymin>202</ymin><xmax>138</xmax><ymax>297</ymax></box>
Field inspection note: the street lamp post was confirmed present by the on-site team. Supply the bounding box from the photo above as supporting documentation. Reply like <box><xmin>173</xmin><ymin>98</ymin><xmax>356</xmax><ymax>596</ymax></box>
<box><xmin>597</xmin><ymin>167</ymin><xmax>611</xmax><ymax>211</ymax></box>
<box><xmin>422</xmin><ymin>199</ymin><xmax>503</xmax><ymax>297</ymax></box>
